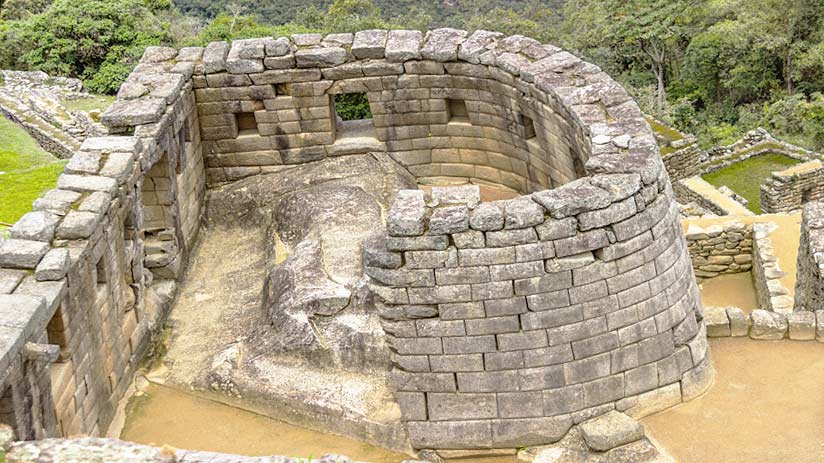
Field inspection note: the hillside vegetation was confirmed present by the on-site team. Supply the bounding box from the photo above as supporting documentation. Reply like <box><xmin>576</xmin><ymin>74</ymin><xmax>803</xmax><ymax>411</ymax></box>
<box><xmin>0</xmin><ymin>0</ymin><xmax>822</xmax><ymax>152</ymax></box>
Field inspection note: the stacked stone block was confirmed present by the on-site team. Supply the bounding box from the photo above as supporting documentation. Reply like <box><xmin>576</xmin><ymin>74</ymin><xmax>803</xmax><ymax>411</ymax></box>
<box><xmin>795</xmin><ymin>201</ymin><xmax>824</xmax><ymax>312</ymax></box>
<box><xmin>367</xmin><ymin>178</ymin><xmax>711</xmax><ymax>449</ymax></box>
<box><xmin>178</xmin><ymin>29</ymin><xmax>638</xmax><ymax>193</ymax></box>
<box><xmin>0</xmin><ymin>44</ymin><xmax>206</xmax><ymax>440</ymax></box>
<box><xmin>684</xmin><ymin>221</ymin><xmax>753</xmax><ymax>279</ymax></box>
<box><xmin>762</xmin><ymin>160</ymin><xmax>824</xmax><ymax>213</ymax></box>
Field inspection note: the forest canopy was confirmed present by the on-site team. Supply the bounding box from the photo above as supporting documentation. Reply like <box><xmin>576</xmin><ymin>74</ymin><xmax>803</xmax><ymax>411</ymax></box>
<box><xmin>0</xmin><ymin>0</ymin><xmax>823</xmax><ymax>150</ymax></box>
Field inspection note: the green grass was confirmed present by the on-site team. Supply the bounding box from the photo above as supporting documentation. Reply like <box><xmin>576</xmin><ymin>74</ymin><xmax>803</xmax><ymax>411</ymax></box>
<box><xmin>0</xmin><ymin>117</ymin><xmax>66</xmax><ymax>225</ymax></box>
<box><xmin>645</xmin><ymin>117</ymin><xmax>684</xmax><ymax>143</ymax></box>
<box><xmin>703</xmin><ymin>152</ymin><xmax>801</xmax><ymax>214</ymax></box>
<box><xmin>61</xmin><ymin>95</ymin><xmax>116</xmax><ymax>120</ymax></box>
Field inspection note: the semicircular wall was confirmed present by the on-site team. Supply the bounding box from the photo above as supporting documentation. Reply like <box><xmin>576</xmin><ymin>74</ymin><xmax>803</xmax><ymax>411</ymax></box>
<box><xmin>96</xmin><ymin>29</ymin><xmax>713</xmax><ymax>451</ymax></box>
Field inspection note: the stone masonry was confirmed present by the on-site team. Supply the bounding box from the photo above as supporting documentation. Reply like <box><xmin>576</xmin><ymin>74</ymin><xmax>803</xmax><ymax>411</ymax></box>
<box><xmin>684</xmin><ymin>221</ymin><xmax>753</xmax><ymax>280</ymax></box>
<box><xmin>762</xmin><ymin>160</ymin><xmax>824</xmax><ymax>214</ymax></box>
<box><xmin>0</xmin><ymin>29</ymin><xmax>711</xmax><ymax>452</ymax></box>
<box><xmin>795</xmin><ymin>201</ymin><xmax>824</xmax><ymax>312</ymax></box>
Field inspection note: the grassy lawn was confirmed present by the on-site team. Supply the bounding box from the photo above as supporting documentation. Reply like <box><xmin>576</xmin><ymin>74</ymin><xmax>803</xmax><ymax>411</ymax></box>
<box><xmin>0</xmin><ymin>117</ymin><xmax>66</xmax><ymax>228</ymax></box>
<box><xmin>703</xmin><ymin>152</ymin><xmax>801</xmax><ymax>214</ymax></box>
<box><xmin>62</xmin><ymin>94</ymin><xmax>116</xmax><ymax>114</ymax></box>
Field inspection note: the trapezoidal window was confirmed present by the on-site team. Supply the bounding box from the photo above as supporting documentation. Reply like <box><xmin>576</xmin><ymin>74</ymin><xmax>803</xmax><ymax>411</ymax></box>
<box><xmin>332</xmin><ymin>92</ymin><xmax>376</xmax><ymax>141</ymax></box>
<box><xmin>521</xmin><ymin>114</ymin><xmax>537</xmax><ymax>140</ymax></box>
<box><xmin>235</xmin><ymin>112</ymin><xmax>258</xmax><ymax>136</ymax></box>
<box><xmin>447</xmin><ymin>99</ymin><xmax>469</xmax><ymax>123</ymax></box>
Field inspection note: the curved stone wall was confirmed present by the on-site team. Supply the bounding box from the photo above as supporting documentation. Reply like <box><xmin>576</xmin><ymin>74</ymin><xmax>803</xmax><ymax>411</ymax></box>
<box><xmin>0</xmin><ymin>29</ymin><xmax>711</xmax><ymax>452</ymax></box>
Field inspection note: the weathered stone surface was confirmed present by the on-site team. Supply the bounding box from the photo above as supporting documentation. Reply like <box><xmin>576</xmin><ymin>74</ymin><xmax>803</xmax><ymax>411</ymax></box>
<box><xmin>703</xmin><ymin>306</ymin><xmax>730</xmax><ymax>337</ymax></box>
<box><xmin>788</xmin><ymin>311</ymin><xmax>816</xmax><ymax>341</ymax></box>
<box><xmin>386</xmin><ymin>30</ymin><xmax>424</xmax><ymax>62</ymax></box>
<box><xmin>470</xmin><ymin>202</ymin><xmax>505</xmax><ymax>231</ymax></box>
<box><xmin>9</xmin><ymin>211</ymin><xmax>60</xmax><ymax>242</ymax></box>
<box><xmin>749</xmin><ymin>310</ymin><xmax>787</xmax><ymax>340</ymax></box>
<box><xmin>56</xmin><ymin>211</ymin><xmax>100</xmax><ymax>240</ymax></box>
<box><xmin>295</xmin><ymin>47</ymin><xmax>348</xmax><ymax>68</ymax></box>
<box><xmin>203</xmin><ymin>41</ymin><xmax>231</xmax><ymax>73</ymax></box>
<box><xmin>458</xmin><ymin>30</ymin><xmax>503</xmax><ymax>64</ymax></box>
<box><xmin>579</xmin><ymin>411</ymin><xmax>645</xmax><ymax>452</ymax></box>
<box><xmin>0</xmin><ymin>239</ymin><xmax>50</xmax><ymax>269</ymax></box>
<box><xmin>726</xmin><ymin>307</ymin><xmax>750</xmax><ymax>337</ymax></box>
<box><xmin>505</xmin><ymin>197</ymin><xmax>544</xmax><ymax>229</ymax></box>
<box><xmin>430</xmin><ymin>185</ymin><xmax>480</xmax><ymax>209</ymax></box>
<box><xmin>264</xmin><ymin>239</ymin><xmax>352</xmax><ymax>349</ymax></box>
<box><xmin>353</xmin><ymin>30</ymin><xmax>388</xmax><ymax>59</ymax></box>
<box><xmin>429</xmin><ymin>206</ymin><xmax>469</xmax><ymax>235</ymax></box>
<box><xmin>35</xmin><ymin>248</ymin><xmax>70</xmax><ymax>281</ymax></box>
<box><xmin>532</xmin><ymin>180</ymin><xmax>612</xmax><ymax>218</ymax></box>
<box><xmin>264</xmin><ymin>37</ymin><xmax>291</xmax><ymax>57</ymax></box>
<box><xmin>388</xmin><ymin>190</ymin><xmax>427</xmax><ymax>236</ymax></box>
<box><xmin>421</xmin><ymin>28</ymin><xmax>467</xmax><ymax>62</ymax></box>
<box><xmin>101</xmin><ymin>98</ymin><xmax>166</xmax><ymax>127</ymax></box>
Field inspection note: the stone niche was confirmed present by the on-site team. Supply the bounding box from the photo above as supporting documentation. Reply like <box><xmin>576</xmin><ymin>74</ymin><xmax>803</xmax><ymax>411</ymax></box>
<box><xmin>0</xmin><ymin>28</ymin><xmax>713</xmax><ymax>453</ymax></box>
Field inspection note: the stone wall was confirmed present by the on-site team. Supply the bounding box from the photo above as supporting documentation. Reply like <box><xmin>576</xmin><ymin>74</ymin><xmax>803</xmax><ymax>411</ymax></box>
<box><xmin>367</xmin><ymin>179</ymin><xmax>711</xmax><ymax>449</ymax></box>
<box><xmin>0</xmin><ymin>52</ymin><xmax>204</xmax><ymax>440</ymax></box>
<box><xmin>795</xmin><ymin>201</ymin><xmax>824</xmax><ymax>312</ymax></box>
<box><xmin>683</xmin><ymin>221</ymin><xmax>752</xmax><ymax>280</ymax></box>
<box><xmin>0</xmin><ymin>29</ymin><xmax>712</xmax><ymax>452</ymax></box>
<box><xmin>674</xmin><ymin>177</ymin><xmax>753</xmax><ymax>217</ymax></box>
<box><xmin>761</xmin><ymin>161</ymin><xmax>824</xmax><ymax>214</ymax></box>
<box><xmin>132</xmin><ymin>30</ymin><xmax>609</xmax><ymax>193</ymax></box>
<box><xmin>752</xmin><ymin>222</ymin><xmax>794</xmax><ymax>313</ymax></box>
<box><xmin>661</xmin><ymin>143</ymin><xmax>701</xmax><ymax>182</ymax></box>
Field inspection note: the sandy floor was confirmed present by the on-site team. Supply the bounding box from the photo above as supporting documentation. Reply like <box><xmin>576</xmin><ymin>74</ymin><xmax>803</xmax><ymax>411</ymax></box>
<box><xmin>121</xmin><ymin>384</ymin><xmax>409</xmax><ymax>462</ymax></box>
<box><xmin>699</xmin><ymin>272</ymin><xmax>759</xmax><ymax>313</ymax></box>
<box><xmin>121</xmin><ymin>384</ymin><xmax>516</xmax><ymax>463</ymax></box>
<box><xmin>644</xmin><ymin>338</ymin><xmax>824</xmax><ymax>463</ymax></box>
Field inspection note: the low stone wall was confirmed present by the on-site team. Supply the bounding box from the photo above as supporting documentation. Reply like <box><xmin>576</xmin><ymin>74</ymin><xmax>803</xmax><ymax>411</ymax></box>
<box><xmin>703</xmin><ymin>307</ymin><xmax>823</xmax><ymax>341</ymax></box>
<box><xmin>674</xmin><ymin>176</ymin><xmax>753</xmax><ymax>217</ymax></box>
<box><xmin>661</xmin><ymin>142</ymin><xmax>701</xmax><ymax>182</ymax></box>
<box><xmin>684</xmin><ymin>221</ymin><xmax>752</xmax><ymax>279</ymax></box>
<box><xmin>0</xmin><ymin>104</ymin><xmax>77</xmax><ymax>159</ymax></box>
<box><xmin>700</xmin><ymin>128</ymin><xmax>815</xmax><ymax>176</ymax></box>
<box><xmin>795</xmin><ymin>202</ymin><xmax>824</xmax><ymax>312</ymax></box>
<box><xmin>751</xmin><ymin>223</ymin><xmax>794</xmax><ymax>312</ymax></box>
<box><xmin>762</xmin><ymin>161</ymin><xmax>824</xmax><ymax>214</ymax></box>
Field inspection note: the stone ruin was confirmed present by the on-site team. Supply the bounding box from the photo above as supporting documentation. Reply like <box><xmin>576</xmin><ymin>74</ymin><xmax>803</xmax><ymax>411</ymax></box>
<box><xmin>0</xmin><ymin>29</ymin><xmax>714</xmax><ymax>457</ymax></box>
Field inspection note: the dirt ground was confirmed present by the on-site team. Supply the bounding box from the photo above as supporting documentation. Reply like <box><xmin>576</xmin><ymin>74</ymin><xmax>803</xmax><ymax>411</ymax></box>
<box><xmin>699</xmin><ymin>272</ymin><xmax>759</xmax><ymax>313</ymax></box>
<box><xmin>644</xmin><ymin>338</ymin><xmax>824</xmax><ymax>463</ymax></box>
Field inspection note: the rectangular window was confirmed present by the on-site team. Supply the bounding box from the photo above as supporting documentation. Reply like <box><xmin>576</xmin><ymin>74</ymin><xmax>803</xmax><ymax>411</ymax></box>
<box><xmin>521</xmin><ymin>114</ymin><xmax>537</xmax><ymax>139</ymax></box>
<box><xmin>235</xmin><ymin>112</ymin><xmax>259</xmax><ymax>136</ymax></box>
<box><xmin>447</xmin><ymin>99</ymin><xmax>469</xmax><ymax>123</ymax></box>
<box><xmin>96</xmin><ymin>255</ymin><xmax>107</xmax><ymax>286</ymax></box>
<box><xmin>333</xmin><ymin>93</ymin><xmax>373</xmax><ymax>121</ymax></box>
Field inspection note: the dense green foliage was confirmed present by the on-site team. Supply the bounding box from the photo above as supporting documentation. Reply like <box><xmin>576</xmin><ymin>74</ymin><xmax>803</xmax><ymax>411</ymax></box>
<box><xmin>334</xmin><ymin>92</ymin><xmax>372</xmax><ymax>120</ymax></box>
<box><xmin>0</xmin><ymin>0</ymin><xmax>172</xmax><ymax>93</ymax></box>
<box><xmin>1</xmin><ymin>0</ymin><xmax>824</xmax><ymax>152</ymax></box>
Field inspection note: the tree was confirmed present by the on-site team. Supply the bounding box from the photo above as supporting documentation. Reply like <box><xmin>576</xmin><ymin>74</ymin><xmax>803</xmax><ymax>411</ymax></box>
<box><xmin>565</xmin><ymin>0</ymin><xmax>696</xmax><ymax>109</ymax></box>
<box><xmin>0</xmin><ymin>0</ymin><xmax>172</xmax><ymax>93</ymax></box>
